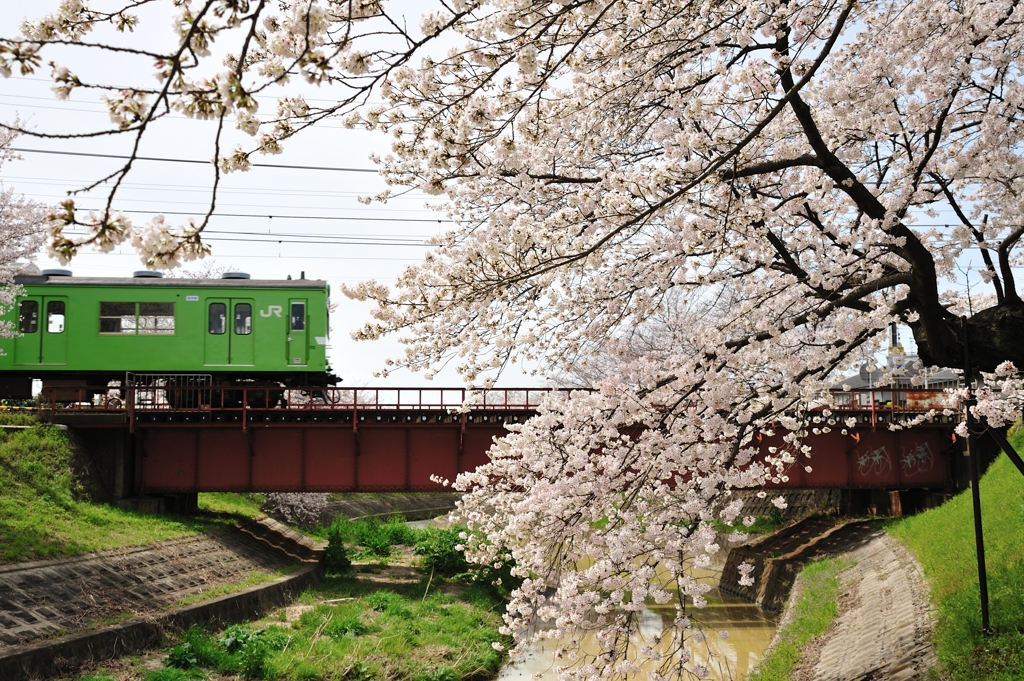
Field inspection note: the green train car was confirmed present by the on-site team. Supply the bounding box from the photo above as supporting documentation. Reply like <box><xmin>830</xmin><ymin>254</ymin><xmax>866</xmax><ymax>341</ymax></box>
<box><xmin>0</xmin><ymin>270</ymin><xmax>334</xmax><ymax>399</ymax></box>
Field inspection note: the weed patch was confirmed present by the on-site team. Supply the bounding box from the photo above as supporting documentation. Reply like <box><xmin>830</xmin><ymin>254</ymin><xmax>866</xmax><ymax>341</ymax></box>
<box><xmin>170</xmin><ymin>567</ymin><xmax>300</xmax><ymax>608</ymax></box>
<box><xmin>714</xmin><ymin>512</ymin><xmax>789</xmax><ymax>535</ymax></box>
<box><xmin>323</xmin><ymin>515</ymin><xmax>417</xmax><ymax>560</ymax></box>
<box><xmin>197</xmin><ymin>492</ymin><xmax>265</xmax><ymax>519</ymax></box>
<box><xmin>148</xmin><ymin>575</ymin><xmax>509</xmax><ymax>681</ymax></box>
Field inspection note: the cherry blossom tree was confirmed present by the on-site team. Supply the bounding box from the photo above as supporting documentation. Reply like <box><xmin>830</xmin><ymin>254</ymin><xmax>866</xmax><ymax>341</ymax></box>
<box><xmin>8</xmin><ymin>0</ymin><xmax>1024</xmax><ymax>676</ymax></box>
<box><xmin>0</xmin><ymin>126</ymin><xmax>46</xmax><ymax>338</ymax></box>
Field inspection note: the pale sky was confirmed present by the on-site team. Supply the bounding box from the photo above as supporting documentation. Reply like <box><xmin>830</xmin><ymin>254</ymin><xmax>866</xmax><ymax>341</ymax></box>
<box><xmin>0</xmin><ymin>1</ymin><xmax>544</xmax><ymax>387</ymax></box>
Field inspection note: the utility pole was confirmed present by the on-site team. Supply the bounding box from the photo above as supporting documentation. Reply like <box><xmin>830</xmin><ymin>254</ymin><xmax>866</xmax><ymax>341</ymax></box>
<box><xmin>961</xmin><ymin>316</ymin><xmax>990</xmax><ymax>633</ymax></box>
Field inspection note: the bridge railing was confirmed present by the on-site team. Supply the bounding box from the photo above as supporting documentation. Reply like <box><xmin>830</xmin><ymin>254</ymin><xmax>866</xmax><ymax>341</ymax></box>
<box><xmin>826</xmin><ymin>388</ymin><xmax>950</xmax><ymax>411</ymax></box>
<box><xmin>36</xmin><ymin>385</ymin><xmax>959</xmax><ymax>430</ymax></box>
<box><xmin>36</xmin><ymin>385</ymin><xmax>565</xmax><ymax>413</ymax></box>
<box><xmin>37</xmin><ymin>385</ymin><xmax>955</xmax><ymax>411</ymax></box>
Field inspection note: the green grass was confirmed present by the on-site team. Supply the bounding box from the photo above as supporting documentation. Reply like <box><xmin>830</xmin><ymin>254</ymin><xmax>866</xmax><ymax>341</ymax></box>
<box><xmin>171</xmin><ymin>567</ymin><xmax>301</xmax><ymax>607</ymax></box>
<box><xmin>888</xmin><ymin>431</ymin><xmax>1024</xmax><ymax>680</ymax></box>
<box><xmin>0</xmin><ymin>409</ymin><xmax>39</xmax><ymax>425</ymax></box>
<box><xmin>0</xmin><ymin>425</ymin><xmax>219</xmax><ymax>564</ymax></box>
<box><xmin>197</xmin><ymin>492</ymin><xmax>265</xmax><ymax>519</ymax></box>
<box><xmin>749</xmin><ymin>557</ymin><xmax>853</xmax><ymax>681</ymax></box>
<box><xmin>320</xmin><ymin>515</ymin><xmax>418</xmax><ymax>559</ymax></box>
<box><xmin>140</xmin><ymin>572</ymin><xmax>510</xmax><ymax>681</ymax></box>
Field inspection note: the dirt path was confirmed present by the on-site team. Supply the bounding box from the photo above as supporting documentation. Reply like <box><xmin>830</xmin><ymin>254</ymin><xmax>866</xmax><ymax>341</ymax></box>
<box><xmin>789</xmin><ymin>529</ymin><xmax>937</xmax><ymax>680</ymax></box>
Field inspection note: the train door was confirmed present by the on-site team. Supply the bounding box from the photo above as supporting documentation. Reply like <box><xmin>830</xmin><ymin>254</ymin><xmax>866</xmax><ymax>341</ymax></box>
<box><xmin>231</xmin><ymin>300</ymin><xmax>254</xmax><ymax>365</ymax></box>
<box><xmin>13</xmin><ymin>297</ymin><xmax>68</xmax><ymax>365</ymax></box>
<box><xmin>205</xmin><ymin>299</ymin><xmax>230</xmax><ymax>365</ymax></box>
<box><xmin>287</xmin><ymin>299</ymin><xmax>307</xmax><ymax>366</ymax></box>
<box><xmin>205</xmin><ymin>298</ymin><xmax>254</xmax><ymax>366</ymax></box>
<box><xmin>41</xmin><ymin>298</ymin><xmax>68</xmax><ymax>364</ymax></box>
<box><xmin>13</xmin><ymin>297</ymin><xmax>41</xmax><ymax>364</ymax></box>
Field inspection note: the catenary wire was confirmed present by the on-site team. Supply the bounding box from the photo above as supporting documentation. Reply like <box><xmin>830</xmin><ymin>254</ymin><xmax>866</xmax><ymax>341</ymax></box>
<box><xmin>8</xmin><ymin>175</ymin><xmax>442</xmax><ymax>205</ymax></box>
<box><xmin>30</xmin><ymin>191</ymin><xmax>447</xmax><ymax>216</ymax></box>
<box><xmin>11</xmin><ymin>147</ymin><xmax>379</xmax><ymax>173</ymax></box>
<box><xmin>65</xmin><ymin>206</ymin><xmax>451</xmax><ymax>224</ymax></box>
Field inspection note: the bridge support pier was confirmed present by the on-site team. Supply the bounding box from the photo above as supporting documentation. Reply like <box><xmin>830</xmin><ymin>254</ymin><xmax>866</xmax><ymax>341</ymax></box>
<box><xmin>69</xmin><ymin>427</ymin><xmax>136</xmax><ymax>505</ymax></box>
<box><xmin>68</xmin><ymin>427</ymin><xmax>201</xmax><ymax>515</ymax></box>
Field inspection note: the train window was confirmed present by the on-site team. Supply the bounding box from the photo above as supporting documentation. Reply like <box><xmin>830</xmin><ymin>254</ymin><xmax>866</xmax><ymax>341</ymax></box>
<box><xmin>19</xmin><ymin>300</ymin><xmax>38</xmax><ymax>333</ymax></box>
<box><xmin>209</xmin><ymin>303</ymin><xmax>226</xmax><ymax>335</ymax></box>
<box><xmin>138</xmin><ymin>302</ymin><xmax>175</xmax><ymax>334</ymax></box>
<box><xmin>100</xmin><ymin>302</ymin><xmax>136</xmax><ymax>333</ymax></box>
<box><xmin>100</xmin><ymin>302</ymin><xmax>174</xmax><ymax>334</ymax></box>
<box><xmin>46</xmin><ymin>301</ymin><xmax>65</xmax><ymax>334</ymax></box>
<box><xmin>290</xmin><ymin>302</ymin><xmax>305</xmax><ymax>331</ymax></box>
<box><xmin>234</xmin><ymin>304</ymin><xmax>252</xmax><ymax>335</ymax></box>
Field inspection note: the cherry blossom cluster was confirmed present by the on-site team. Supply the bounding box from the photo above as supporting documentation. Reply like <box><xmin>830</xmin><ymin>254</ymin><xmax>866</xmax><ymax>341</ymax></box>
<box><xmin>957</xmin><ymin>361</ymin><xmax>1024</xmax><ymax>434</ymax></box>
<box><xmin>0</xmin><ymin>126</ymin><xmax>46</xmax><ymax>340</ymax></box>
<box><xmin>262</xmin><ymin>492</ymin><xmax>330</xmax><ymax>528</ymax></box>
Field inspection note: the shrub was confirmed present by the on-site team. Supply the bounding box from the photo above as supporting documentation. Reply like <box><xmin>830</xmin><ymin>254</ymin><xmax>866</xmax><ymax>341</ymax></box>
<box><xmin>380</xmin><ymin>514</ymin><xmax>417</xmax><ymax>545</ymax></box>
<box><xmin>357</xmin><ymin>522</ymin><xmax>392</xmax><ymax>558</ymax></box>
<box><xmin>324</xmin><ymin>515</ymin><xmax>417</xmax><ymax>559</ymax></box>
<box><xmin>219</xmin><ymin>624</ymin><xmax>262</xmax><ymax>654</ymax></box>
<box><xmin>324</xmin><ymin>524</ymin><xmax>352</xmax><ymax>572</ymax></box>
<box><xmin>354</xmin><ymin>516</ymin><xmax>415</xmax><ymax>557</ymax></box>
<box><xmin>240</xmin><ymin>637</ymin><xmax>271</xmax><ymax>679</ymax></box>
<box><xmin>416</xmin><ymin>526</ymin><xmax>524</xmax><ymax>599</ymax></box>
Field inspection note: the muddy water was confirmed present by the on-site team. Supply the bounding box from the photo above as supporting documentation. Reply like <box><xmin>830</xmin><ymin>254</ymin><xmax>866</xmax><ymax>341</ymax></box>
<box><xmin>496</xmin><ymin>583</ymin><xmax>777</xmax><ymax>680</ymax></box>
<box><xmin>406</xmin><ymin>519</ymin><xmax>778</xmax><ymax>679</ymax></box>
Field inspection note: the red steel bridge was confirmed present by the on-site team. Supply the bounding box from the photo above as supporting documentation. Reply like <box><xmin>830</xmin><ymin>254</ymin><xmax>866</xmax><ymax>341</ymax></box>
<box><xmin>39</xmin><ymin>385</ymin><xmax>961</xmax><ymax>497</ymax></box>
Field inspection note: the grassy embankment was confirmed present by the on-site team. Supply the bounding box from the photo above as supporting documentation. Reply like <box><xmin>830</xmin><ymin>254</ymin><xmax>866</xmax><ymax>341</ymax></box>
<box><xmin>0</xmin><ymin>418</ymin><xmax>233</xmax><ymax>564</ymax></box>
<box><xmin>77</xmin><ymin>518</ymin><xmax>511</xmax><ymax>681</ymax></box>
<box><xmin>888</xmin><ymin>430</ymin><xmax>1024</xmax><ymax>680</ymax></box>
<box><xmin>0</xmin><ymin>411</ymin><xmax>271</xmax><ymax>566</ymax></box>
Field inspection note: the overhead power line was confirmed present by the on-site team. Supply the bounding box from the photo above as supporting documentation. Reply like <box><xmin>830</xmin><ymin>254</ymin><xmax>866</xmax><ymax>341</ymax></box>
<box><xmin>11</xmin><ymin>174</ymin><xmax>441</xmax><ymax>205</ymax></box>
<box><xmin>70</xmin><ymin>206</ymin><xmax>450</xmax><ymax>224</ymax></box>
<box><xmin>12</xmin><ymin>147</ymin><xmax>379</xmax><ymax>173</ymax></box>
<box><xmin>63</xmin><ymin>232</ymin><xmax>429</xmax><ymax>247</ymax></box>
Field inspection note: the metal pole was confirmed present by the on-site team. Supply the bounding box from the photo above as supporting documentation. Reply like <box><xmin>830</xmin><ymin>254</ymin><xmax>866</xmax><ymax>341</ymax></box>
<box><xmin>961</xmin><ymin>316</ymin><xmax>991</xmax><ymax>633</ymax></box>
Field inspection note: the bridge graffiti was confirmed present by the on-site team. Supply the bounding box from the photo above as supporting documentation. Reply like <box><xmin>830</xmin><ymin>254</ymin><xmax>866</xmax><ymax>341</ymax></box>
<box><xmin>857</xmin><ymin>446</ymin><xmax>892</xmax><ymax>478</ymax></box>
<box><xmin>900</xmin><ymin>442</ymin><xmax>934</xmax><ymax>475</ymax></box>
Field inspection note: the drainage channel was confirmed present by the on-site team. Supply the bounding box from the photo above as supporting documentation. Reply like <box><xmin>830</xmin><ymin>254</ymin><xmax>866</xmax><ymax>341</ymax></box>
<box><xmin>407</xmin><ymin>518</ymin><xmax>779</xmax><ymax>679</ymax></box>
<box><xmin>496</xmin><ymin>569</ymin><xmax>779</xmax><ymax>681</ymax></box>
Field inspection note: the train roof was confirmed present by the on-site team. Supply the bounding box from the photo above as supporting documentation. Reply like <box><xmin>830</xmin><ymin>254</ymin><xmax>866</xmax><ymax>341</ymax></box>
<box><xmin>13</xmin><ymin>274</ymin><xmax>328</xmax><ymax>289</ymax></box>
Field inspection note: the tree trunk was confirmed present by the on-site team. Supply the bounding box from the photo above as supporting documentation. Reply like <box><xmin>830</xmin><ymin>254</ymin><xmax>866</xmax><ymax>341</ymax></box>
<box><xmin>912</xmin><ymin>302</ymin><xmax>1024</xmax><ymax>372</ymax></box>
